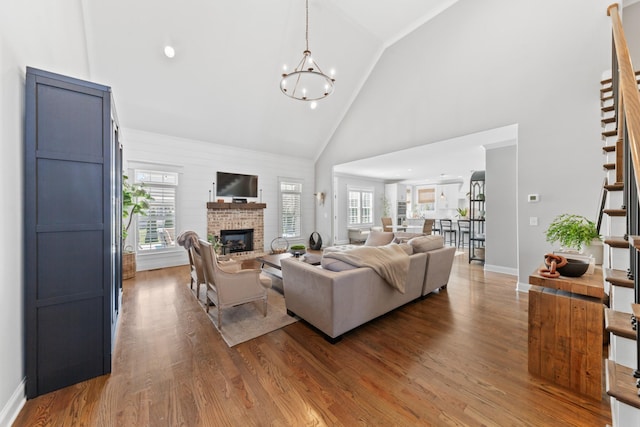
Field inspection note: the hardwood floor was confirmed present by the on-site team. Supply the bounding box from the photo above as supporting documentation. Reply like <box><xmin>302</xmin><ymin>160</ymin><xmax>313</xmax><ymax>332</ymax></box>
<box><xmin>13</xmin><ymin>253</ymin><xmax>612</xmax><ymax>426</ymax></box>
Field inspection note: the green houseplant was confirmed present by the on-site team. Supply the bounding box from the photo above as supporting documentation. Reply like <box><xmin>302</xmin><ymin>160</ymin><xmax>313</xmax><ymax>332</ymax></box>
<box><xmin>122</xmin><ymin>175</ymin><xmax>153</xmax><ymax>241</ymax></box>
<box><xmin>456</xmin><ymin>207</ymin><xmax>468</xmax><ymax>218</ymax></box>
<box><xmin>545</xmin><ymin>214</ymin><xmax>601</xmax><ymax>252</ymax></box>
<box><xmin>122</xmin><ymin>175</ymin><xmax>153</xmax><ymax>279</ymax></box>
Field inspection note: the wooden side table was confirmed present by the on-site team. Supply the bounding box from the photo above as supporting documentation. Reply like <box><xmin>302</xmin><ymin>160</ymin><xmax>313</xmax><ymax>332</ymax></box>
<box><xmin>528</xmin><ymin>266</ymin><xmax>604</xmax><ymax>400</ymax></box>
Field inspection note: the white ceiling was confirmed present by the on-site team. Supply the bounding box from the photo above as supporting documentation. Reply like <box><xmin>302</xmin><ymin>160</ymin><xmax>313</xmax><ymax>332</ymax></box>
<box><xmin>334</xmin><ymin>124</ymin><xmax>518</xmax><ymax>183</ymax></box>
<box><xmin>80</xmin><ymin>0</ymin><xmax>458</xmax><ymax>164</ymax></box>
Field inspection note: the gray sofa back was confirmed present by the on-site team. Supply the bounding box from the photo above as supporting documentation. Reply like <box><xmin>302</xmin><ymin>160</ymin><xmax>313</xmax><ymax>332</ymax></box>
<box><xmin>281</xmin><ymin>252</ymin><xmax>427</xmax><ymax>339</ymax></box>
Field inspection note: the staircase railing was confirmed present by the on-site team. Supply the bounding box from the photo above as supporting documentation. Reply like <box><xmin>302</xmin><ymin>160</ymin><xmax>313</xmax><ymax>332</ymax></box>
<box><xmin>608</xmin><ymin>2</ymin><xmax>640</xmax><ymax>387</ymax></box>
<box><xmin>608</xmin><ymin>4</ymin><xmax>640</xmax><ymax>202</ymax></box>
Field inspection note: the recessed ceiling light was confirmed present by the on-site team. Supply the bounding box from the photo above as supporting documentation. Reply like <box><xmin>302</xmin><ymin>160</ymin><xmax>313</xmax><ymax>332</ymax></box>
<box><xmin>164</xmin><ymin>45</ymin><xmax>176</xmax><ymax>58</ymax></box>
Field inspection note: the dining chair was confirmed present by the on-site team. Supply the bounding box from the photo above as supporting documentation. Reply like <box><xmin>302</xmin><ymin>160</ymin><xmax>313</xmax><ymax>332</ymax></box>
<box><xmin>381</xmin><ymin>217</ymin><xmax>393</xmax><ymax>232</ymax></box>
<box><xmin>198</xmin><ymin>239</ymin><xmax>272</xmax><ymax>329</ymax></box>
<box><xmin>422</xmin><ymin>219</ymin><xmax>435</xmax><ymax>235</ymax></box>
<box><xmin>439</xmin><ymin>219</ymin><xmax>457</xmax><ymax>246</ymax></box>
<box><xmin>457</xmin><ymin>219</ymin><xmax>470</xmax><ymax>248</ymax></box>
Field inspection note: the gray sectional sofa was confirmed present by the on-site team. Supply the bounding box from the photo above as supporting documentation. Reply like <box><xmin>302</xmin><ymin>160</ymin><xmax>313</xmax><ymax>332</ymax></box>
<box><xmin>281</xmin><ymin>231</ymin><xmax>456</xmax><ymax>342</ymax></box>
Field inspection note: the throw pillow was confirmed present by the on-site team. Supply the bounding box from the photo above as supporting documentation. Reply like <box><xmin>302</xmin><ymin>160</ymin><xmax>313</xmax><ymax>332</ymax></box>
<box><xmin>321</xmin><ymin>256</ymin><xmax>358</xmax><ymax>272</ymax></box>
<box><xmin>393</xmin><ymin>231</ymin><xmax>424</xmax><ymax>244</ymax></box>
<box><xmin>409</xmin><ymin>235</ymin><xmax>444</xmax><ymax>253</ymax></box>
<box><xmin>364</xmin><ymin>230</ymin><xmax>395</xmax><ymax>246</ymax></box>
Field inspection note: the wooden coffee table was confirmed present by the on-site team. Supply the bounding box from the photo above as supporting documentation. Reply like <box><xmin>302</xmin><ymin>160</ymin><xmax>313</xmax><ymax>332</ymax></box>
<box><xmin>257</xmin><ymin>252</ymin><xmax>321</xmax><ymax>279</ymax></box>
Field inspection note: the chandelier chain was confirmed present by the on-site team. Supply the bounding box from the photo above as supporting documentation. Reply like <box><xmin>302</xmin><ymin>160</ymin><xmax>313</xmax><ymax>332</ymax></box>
<box><xmin>305</xmin><ymin>0</ymin><xmax>309</xmax><ymax>52</ymax></box>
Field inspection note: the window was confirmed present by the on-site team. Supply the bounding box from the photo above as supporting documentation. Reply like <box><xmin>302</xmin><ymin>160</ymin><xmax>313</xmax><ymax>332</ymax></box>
<box><xmin>134</xmin><ymin>170</ymin><xmax>178</xmax><ymax>252</ymax></box>
<box><xmin>279</xmin><ymin>179</ymin><xmax>302</xmax><ymax>238</ymax></box>
<box><xmin>348</xmin><ymin>188</ymin><xmax>374</xmax><ymax>225</ymax></box>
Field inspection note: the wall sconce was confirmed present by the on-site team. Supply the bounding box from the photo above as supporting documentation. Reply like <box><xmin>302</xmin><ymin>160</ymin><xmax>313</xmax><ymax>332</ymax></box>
<box><xmin>314</xmin><ymin>192</ymin><xmax>325</xmax><ymax>206</ymax></box>
<box><xmin>440</xmin><ymin>191</ymin><xmax>446</xmax><ymax>200</ymax></box>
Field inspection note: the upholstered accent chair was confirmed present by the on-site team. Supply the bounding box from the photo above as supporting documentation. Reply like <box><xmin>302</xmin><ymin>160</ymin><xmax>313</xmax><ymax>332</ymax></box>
<box><xmin>198</xmin><ymin>239</ymin><xmax>272</xmax><ymax>328</ymax></box>
<box><xmin>188</xmin><ymin>247</ymin><xmax>206</xmax><ymax>299</ymax></box>
<box><xmin>381</xmin><ymin>217</ymin><xmax>393</xmax><ymax>232</ymax></box>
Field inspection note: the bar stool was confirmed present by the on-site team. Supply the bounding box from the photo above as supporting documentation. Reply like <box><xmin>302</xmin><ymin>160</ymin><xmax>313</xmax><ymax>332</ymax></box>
<box><xmin>440</xmin><ymin>219</ymin><xmax>457</xmax><ymax>246</ymax></box>
<box><xmin>457</xmin><ymin>219</ymin><xmax>470</xmax><ymax>248</ymax></box>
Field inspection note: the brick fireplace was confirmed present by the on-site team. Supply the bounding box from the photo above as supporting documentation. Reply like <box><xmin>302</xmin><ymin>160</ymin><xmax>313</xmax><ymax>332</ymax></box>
<box><xmin>206</xmin><ymin>202</ymin><xmax>266</xmax><ymax>260</ymax></box>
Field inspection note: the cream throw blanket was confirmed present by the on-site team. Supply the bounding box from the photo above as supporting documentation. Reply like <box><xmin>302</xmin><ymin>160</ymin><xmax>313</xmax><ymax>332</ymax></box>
<box><xmin>323</xmin><ymin>245</ymin><xmax>410</xmax><ymax>293</ymax></box>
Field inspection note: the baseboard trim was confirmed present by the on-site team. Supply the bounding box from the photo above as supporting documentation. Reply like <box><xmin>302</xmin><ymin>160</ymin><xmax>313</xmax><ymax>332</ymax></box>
<box><xmin>0</xmin><ymin>378</ymin><xmax>25</xmax><ymax>427</ymax></box>
<box><xmin>483</xmin><ymin>264</ymin><xmax>518</xmax><ymax>277</ymax></box>
<box><xmin>516</xmin><ymin>281</ymin><xmax>531</xmax><ymax>293</ymax></box>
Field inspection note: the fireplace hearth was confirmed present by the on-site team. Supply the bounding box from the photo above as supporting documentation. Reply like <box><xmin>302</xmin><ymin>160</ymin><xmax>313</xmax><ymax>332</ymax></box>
<box><xmin>220</xmin><ymin>229</ymin><xmax>254</xmax><ymax>254</ymax></box>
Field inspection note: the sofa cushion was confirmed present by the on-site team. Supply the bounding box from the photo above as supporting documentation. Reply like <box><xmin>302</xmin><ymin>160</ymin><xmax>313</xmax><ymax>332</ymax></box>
<box><xmin>364</xmin><ymin>230</ymin><xmax>395</xmax><ymax>246</ymax></box>
<box><xmin>396</xmin><ymin>242</ymin><xmax>414</xmax><ymax>255</ymax></box>
<box><xmin>408</xmin><ymin>235</ymin><xmax>444</xmax><ymax>253</ymax></box>
<box><xmin>321</xmin><ymin>256</ymin><xmax>359</xmax><ymax>272</ymax></box>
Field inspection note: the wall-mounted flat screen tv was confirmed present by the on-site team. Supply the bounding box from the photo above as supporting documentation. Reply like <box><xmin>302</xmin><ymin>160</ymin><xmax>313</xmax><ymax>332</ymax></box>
<box><xmin>216</xmin><ymin>172</ymin><xmax>258</xmax><ymax>198</ymax></box>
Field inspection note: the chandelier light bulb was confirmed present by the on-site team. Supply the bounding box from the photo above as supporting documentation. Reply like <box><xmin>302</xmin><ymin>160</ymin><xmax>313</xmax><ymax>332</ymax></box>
<box><xmin>164</xmin><ymin>45</ymin><xmax>175</xmax><ymax>58</ymax></box>
<box><xmin>310</xmin><ymin>101</ymin><xmax>318</xmax><ymax>110</ymax></box>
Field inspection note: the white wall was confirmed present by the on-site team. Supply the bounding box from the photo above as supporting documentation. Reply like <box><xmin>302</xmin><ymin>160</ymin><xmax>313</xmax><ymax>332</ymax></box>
<box><xmin>315</xmin><ymin>0</ymin><xmax>610</xmax><ymax>285</ymax></box>
<box><xmin>0</xmin><ymin>1</ymin><xmax>90</xmax><ymax>424</ymax></box>
<box><xmin>624</xmin><ymin>2</ymin><xmax>640</xmax><ymax>66</ymax></box>
<box><xmin>485</xmin><ymin>143</ymin><xmax>518</xmax><ymax>275</ymax></box>
<box><xmin>122</xmin><ymin>128</ymin><xmax>315</xmax><ymax>270</ymax></box>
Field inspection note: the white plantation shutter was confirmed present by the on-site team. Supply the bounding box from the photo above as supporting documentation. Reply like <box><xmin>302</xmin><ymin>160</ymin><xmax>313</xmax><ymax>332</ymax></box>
<box><xmin>135</xmin><ymin>170</ymin><xmax>178</xmax><ymax>251</ymax></box>
<box><xmin>348</xmin><ymin>188</ymin><xmax>374</xmax><ymax>226</ymax></box>
<box><xmin>280</xmin><ymin>180</ymin><xmax>302</xmax><ymax>238</ymax></box>
<box><xmin>348</xmin><ymin>191</ymin><xmax>360</xmax><ymax>225</ymax></box>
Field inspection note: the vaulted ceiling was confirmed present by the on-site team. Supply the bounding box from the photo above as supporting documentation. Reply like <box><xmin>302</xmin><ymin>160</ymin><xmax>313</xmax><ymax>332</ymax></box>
<box><xmin>81</xmin><ymin>0</ymin><xmax>458</xmax><ymax>162</ymax></box>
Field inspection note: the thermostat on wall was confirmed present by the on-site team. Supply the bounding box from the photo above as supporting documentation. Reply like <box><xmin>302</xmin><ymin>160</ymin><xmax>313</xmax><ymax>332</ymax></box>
<box><xmin>528</xmin><ymin>194</ymin><xmax>540</xmax><ymax>203</ymax></box>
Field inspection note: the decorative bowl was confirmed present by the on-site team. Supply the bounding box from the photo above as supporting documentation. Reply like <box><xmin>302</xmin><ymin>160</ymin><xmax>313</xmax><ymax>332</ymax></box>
<box><xmin>290</xmin><ymin>247</ymin><xmax>306</xmax><ymax>257</ymax></box>
<box><xmin>544</xmin><ymin>257</ymin><xmax>589</xmax><ymax>277</ymax></box>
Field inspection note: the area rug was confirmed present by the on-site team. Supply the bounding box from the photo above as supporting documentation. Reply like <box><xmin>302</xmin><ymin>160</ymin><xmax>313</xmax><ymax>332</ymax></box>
<box><xmin>193</xmin><ymin>281</ymin><xmax>297</xmax><ymax>347</ymax></box>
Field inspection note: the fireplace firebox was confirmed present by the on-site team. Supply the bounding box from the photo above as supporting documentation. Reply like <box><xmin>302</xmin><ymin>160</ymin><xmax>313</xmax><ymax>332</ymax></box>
<box><xmin>220</xmin><ymin>229</ymin><xmax>254</xmax><ymax>254</ymax></box>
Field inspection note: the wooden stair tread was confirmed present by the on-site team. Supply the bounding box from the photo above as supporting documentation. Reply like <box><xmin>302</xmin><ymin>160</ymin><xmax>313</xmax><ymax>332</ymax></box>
<box><xmin>605</xmin><ymin>267</ymin><xmax>633</xmax><ymax>287</ymax></box>
<box><xmin>606</xmin><ymin>360</ymin><xmax>640</xmax><ymax>409</ymax></box>
<box><xmin>602</xmin><ymin>116</ymin><xmax>616</xmax><ymax>125</ymax></box>
<box><xmin>605</xmin><ymin>182</ymin><xmax>623</xmax><ymax>191</ymax></box>
<box><xmin>604</xmin><ymin>163</ymin><xmax>615</xmax><ymax>170</ymax></box>
<box><xmin>601</xmin><ymin>95</ymin><xmax>614</xmax><ymax>102</ymax></box>
<box><xmin>602</xmin><ymin>104</ymin><xmax>615</xmax><ymax>113</ymax></box>
<box><xmin>603</xmin><ymin>145</ymin><xmax>616</xmax><ymax>152</ymax></box>
<box><xmin>604</xmin><ymin>208</ymin><xmax>627</xmax><ymax>217</ymax></box>
<box><xmin>601</xmin><ymin>70</ymin><xmax>640</xmax><ymax>85</ymax></box>
<box><xmin>604</xmin><ymin>236</ymin><xmax>629</xmax><ymax>249</ymax></box>
<box><xmin>629</xmin><ymin>236</ymin><xmax>640</xmax><ymax>252</ymax></box>
<box><xmin>602</xmin><ymin>129</ymin><xmax>618</xmax><ymax>138</ymax></box>
<box><xmin>605</xmin><ymin>308</ymin><xmax>636</xmax><ymax>339</ymax></box>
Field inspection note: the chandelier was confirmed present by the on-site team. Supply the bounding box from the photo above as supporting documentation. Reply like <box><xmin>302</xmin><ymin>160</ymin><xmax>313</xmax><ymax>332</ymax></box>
<box><xmin>280</xmin><ymin>0</ymin><xmax>335</xmax><ymax>101</ymax></box>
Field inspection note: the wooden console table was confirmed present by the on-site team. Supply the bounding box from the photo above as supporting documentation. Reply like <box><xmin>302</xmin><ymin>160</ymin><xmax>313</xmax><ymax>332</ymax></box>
<box><xmin>528</xmin><ymin>266</ymin><xmax>604</xmax><ymax>400</ymax></box>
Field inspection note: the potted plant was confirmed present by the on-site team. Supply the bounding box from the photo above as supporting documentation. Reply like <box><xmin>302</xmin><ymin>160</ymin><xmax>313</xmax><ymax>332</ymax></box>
<box><xmin>456</xmin><ymin>207</ymin><xmax>468</xmax><ymax>218</ymax></box>
<box><xmin>290</xmin><ymin>244</ymin><xmax>306</xmax><ymax>257</ymax></box>
<box><xmin>545</xmin><ymin>214</ymin><xmax>603</xmax><ymax>264</ymax></box>
<box><xmin>122</xmin><ymin>175</ymin><xmax>153</xmax><ymax>279</ymax></box>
